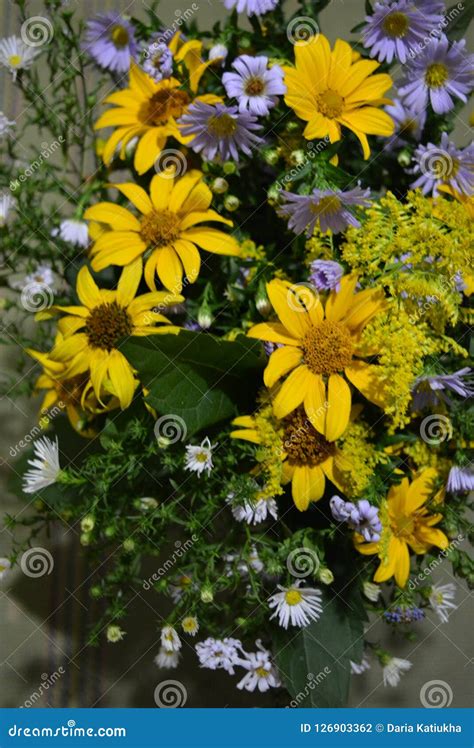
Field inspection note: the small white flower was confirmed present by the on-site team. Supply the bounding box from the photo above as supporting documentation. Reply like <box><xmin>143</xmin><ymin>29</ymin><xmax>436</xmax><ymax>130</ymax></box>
<box><xmin>0</xmin><ymin>36</ymin><xmax>40</xmax><ymax>80</ymax></box>
<box><xmin>184</xmin><ymin>437</ymin><xmax>215</xmax><ymax>476</ymax></box>
<box><xmin>161</xmin><ymin>625</ymin><xmax>181</xmax><ymax>652</ymax></box>
<box><xmin>0</xmin><ymin>557</ymin><xmax>11</xmax><ymax>580</ymax></box>
<box><xmin>225</xmin><ymin>545</ymin><xmax>264</xmax><ymax>577</ymax></box>
<box><xmin>227</xmin><ymin>493</ymin><xmax>278</xmax><ymax>525</ymax></box>
<box><xmin>268</xmin><ymin>581</ymin><xmax>323</xmax><ymax>629</ymax></box>
<box><xmin>236</xmin><ymin>642</ymin><xmax>281</xmax><ymax>693</ymax></box>
<box><xmin>429</xmin><ymin>583</ymin><xmax>457</xmax><ymax>623</ymax></box>
<box><xmin>350</xmin><ymin>657</ymin><xmax>370</xmax><ymax>675</ymax></box>
<box><xmin>58</xmin><ymin>219</ymin><xmax>89</xmax><ymax>247</ymax></box>
<box><xmin>382</xmin><ymin>657</ymin><xmax>412</xmax><ymax>687</ymax></box>
<box><xmin>181</xmin><ymin>616</ymin><xmax>199</xmax><ymax>636</ymax></box>
<box><xmin>209</xmin><ymin>43</ymin><xmax>228</xmax><ymax>63</ymax></box>
<box><xmin>0</xmin><ymin>192</ymin><xmax>16</xmax><ymax>227</ymax></box>
<box><xmin>0</xmin><ymin>111</ymin><xmax>15</xmax><ymax>139</ymax></box>
<box><xmin>363</xmin><ymin>581</ymin><xmax>382</xmax><ymax>602</ymax></box>
<box><xmin>106</xmin><ymin>625</ymin><xmax>126</xmax><ymax>643</ymax></box>
<box><xmin>22</xmin><ymin>436</ymin><xmax>61</xmax><ymax>494</ymax></box>
<box><xmin>195</xmin><ymin>637</ymin><xmax>241</xmax><ymax>674</ymax></box>
<box><xmin>154</xmin><ymin>647</ymin><xmax>180</xmax><ymax>669</ymax></box>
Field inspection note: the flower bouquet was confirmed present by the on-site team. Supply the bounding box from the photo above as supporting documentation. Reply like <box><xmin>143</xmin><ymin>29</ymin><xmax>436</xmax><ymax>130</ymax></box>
<box><xmin>1</xmin><ymin>0</ymin><xmax>473</xmax><ymax>709</ymax></box>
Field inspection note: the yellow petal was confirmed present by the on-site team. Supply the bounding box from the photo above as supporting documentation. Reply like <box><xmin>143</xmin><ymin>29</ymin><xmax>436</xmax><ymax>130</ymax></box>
<box><xmin>291</xmin><ymin>465</ymin><xmax>312</xmax><ymax>511</ymax></box>
<box><xmin>264</xmin><ymin>346</ymin><xmax>303</xmax><ymax>388</ymax></box>
<box><xmin>129</xmin><ymin>61</ymin><xmax>156</xmax><ymax>97</ymax></box>
<box><xmin>173</xmin><ymin>239</ymin><xmax>201</xmax><ymax>284</ymax></box>
<box><xmin>273</xmin><ymin>365</ymin><xmax>311</xmax><ymax>419</ymax></box>
<box><xmin>405</xmin><ymin>468</ymin><xmax>438</xmax><ymax>513</ymax></box>
<box><xmin>180</xmin><ymin>210</ymin><xmax>232</xmax><ymax>230</ymax></box>
<box><xmin>169</xmin><ymin>170</ymin><xmax>203</xmax><ymax>212</ymax></box>
<box><xmin>267</xmin><ymin>279</ymin><xmax>312</xmax><ymax>339</ymax></box>
<box><xmin>232</xmin><ymin>415</ymin><xmax>255</xmax><ymax>428</ymax></box>
<box><xmin>325</xmin><ymin>373</ymin><xmax>351</xmax><ymax>441</ymax></box>
<box><xmin>90</xmin><ymin>232</ymin><xmax>146</xmax><ymax>270</ymax></box>
<box><xmin>304</xmin><ymin>373</ymin><xmax>327</xmax><ymax>434</ymax></box>
<box><xmin>50</xmin><ymin>333</ymin><xmax>88</xmax><ymax>362</ymax></box>
<box><xmin>182</xmin><ymin>228</ymin><xmax>240</xmax><ymax>256</ymax></box>
<box><xmin>340</xmin><ymin>107</ymin><xmax>394</xmax><ymax>136</ymax></box>
<box><xmin>230</xmin><ymin>429</ymin><xmax>260</xmax><ymax>444</ymax></box>
<box><xmin>393</xmin><ymin>537</ymin><xmax>410</xmax><ymax>588</ymax></box>
<box><xmin>84</xmin><ymin>202</ymin><xmax>141</xmax><ymax>231</ymax></box>
<box><xmin>247</xmin><ymin>322</ymin><xmax>299</xmax><ymax>347</ymax></box>
<box><xmin>150</xmin><ymin>171</ymin><xmax>175</xmax><ymax>211</ymax></box>
<box><xmin>324</xmin><ymin>274</ymin><xmax>358</xmax><ymax>322</ymax></box>
<box><xmin>116</xmin><ymin>257</ymin><xmax>143</xmax><ymax>307</ymax></box>
<box><xmin>107</xmin><ymin>350</ymin><xmax>136</xmax><ymax>409</ymax></box>
<box><xmin>76</xmin><ymin>266</ymin><xmax>101</xmax><ymax>309</ymax></box>
<box><xmin>156</xmin><ymin>246</ymin><xmax>183</xmax><ymax>292</ymax></box>
<box><xmin>182</xmin><ymin>181</ymin><xmax>213</xmax><ymax>213</ymax></box>
<box><xmin>113</xmin><ymin>182</ymin><xmax>153</xmax><ymax>215</ymax></box>
<box><xmin>345</xmin><ymin>360</ymin><xmax>385</xmax><ymax>408</ymax></box>
<box><xmin>89</xmin><ymin>349</ymin><xmax>109</xmax><ymax>403</ymax></box>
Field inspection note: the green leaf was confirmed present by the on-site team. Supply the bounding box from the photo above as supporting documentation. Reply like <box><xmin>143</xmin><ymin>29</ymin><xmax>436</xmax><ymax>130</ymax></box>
<box><xmin>121</xmin><ymin>331</ymin><xmax>265</xmax><ymax>436</ymax></box>
<box><xmin>274</xmin><ymin>590</ymin><xmax>364</xmax><ymax>707</ymax></box>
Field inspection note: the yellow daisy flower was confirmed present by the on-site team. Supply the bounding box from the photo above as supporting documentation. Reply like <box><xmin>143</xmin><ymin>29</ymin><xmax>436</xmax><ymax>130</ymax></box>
<box><xmin>356</xmin><ymin>469</ymin><xmax>449</xmax><ymax>588</ymax></box>
<box><xmin>85</xmin><ymin>168</ymin><xmax>240</xmax><ymax>292</ymax></box>
<box><xmin>94</xmin><ymin>62</ymin><xmax>221</xmax><ymax>174</ymax></box>
<box><xmin>39</xmin><ymin>258</ymin><xmax>183</xmax><ymax>410</ymax></box>
<box><xmin>248</xmin><ymin>277</ymin><xmax>386</xmax><ymax>441</ymax></box>
<box><xmin>283</xmin><ymin>35</ymin><xmax>394</xmax><ymax>158</ymax></box>
<box><xmin>231</xmin><ymin>408</ymin><xmax>348</xmax><ymax>511</ymax></box>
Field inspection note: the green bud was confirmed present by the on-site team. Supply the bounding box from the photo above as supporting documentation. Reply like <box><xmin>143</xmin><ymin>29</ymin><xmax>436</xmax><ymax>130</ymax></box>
<box><xmin>318</xmin><ymin>568</ymin><xmax>334</xmax><ymax>585</ymax></box>
<box><xmin>224</xmin><ymin>195</ymin><xmax>240</xmax><ymax>212</ymax></box>
<box><xmin>211</xmin><ymin>177</ymin><xmax>229</xmax><ymax>194</ymax></box>
<box><xmin>223</xmin><ymin>162</ymin><xmax>237</xmax><ymax>175</ymax></box>
<box><xmin>256</xmin><ymin>281</ymin><xmax>271</xmax><ymax>316</ymax></box>
<box><xmin>104</xmin><ymin>526</ymin><xmax>116</xmax><ymax>538</ymax></box>
<box><xmin>289</xmin><ymin>149</ymin><xmax>305</xmax><ymax>166</ymax></box>
<box><xmin>200</xmin><ymin>586</ymin><xmax>214</xmax><ymax>603</ymax></box>
<box><xmin>90</xmin><ymin>586</ymin><xmax>102</xmax><ymax>599</ymax></box>
<box><xmin>80</xmin><ymin>532</ymin><xmax>91</xmax><ymax>546</ymax></box>
<box><xmin>263</xmin><ymin>149</ymin><xmax>279</xmax><ymax>166</ymax></box>
<box><xmin>123</xmin><ymin>538</ymin><xmax>135</xmax><ymax>553</ymax></box>
<box><xmin>81</xmin><ymin>515</ymin><xmax>95</xmax><ymax>533</ymax></box>
<box><xmin>106</xmin><ymin>625</ymin><xmax>126</xmax><ymax>643</ymax></box>
<box><xmin>198</xmin><ymin>300</ymin><xmax>213</xmax><ymax>330</ymax></box>
<box><xmin>397</xmin><ymin>148</ymin><xmax>412</xmax><ymax>168</ymax></box>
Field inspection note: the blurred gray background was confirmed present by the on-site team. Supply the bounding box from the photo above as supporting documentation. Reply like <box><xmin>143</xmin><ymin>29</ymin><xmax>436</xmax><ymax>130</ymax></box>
<box><xmin>0</xmin><ymin>0</ymin><xmax>472</xmax><ymax>709</ymax></box>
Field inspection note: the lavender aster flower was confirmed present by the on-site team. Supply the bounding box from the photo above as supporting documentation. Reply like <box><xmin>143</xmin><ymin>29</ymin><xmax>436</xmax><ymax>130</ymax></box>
<box><xmin>279</xmin><ymin>185</ymin><xmax>371</xmax><ymax>236</ymax></box>
<box><xmin>142</xmin><ymin>38</ymin><xmax>173</xmax><ymax>82</ymax></box>
<box><xmin>309</xmin><ymin>260</ymin><xmax>344</xmax><ymax>292</ymax></box>
<box><xmin>385</xmin><ymin>99</ymin><xmax>426</xmax><ymax>144</ymax></box>
<box><xmin>446</xmin><ymin>466</ymin><xmax>474</xmax><ymax>494</ymax></box>
<box><xmin>223</xmin><ymin>55</ymin><xmax>286</xmax><ymax>116</ymax></box>
<box><xmin>399</xmin><ymin>35</ymin><xmax>474</xmax><ymax>115</ymax></box>
<box><xmin>411</xmin><ymin>134</ymin><xmax>474</xmax><ymax>197</ymax></box>
<box><xmin>363</xmin><ymin>0</ymin><xmax>443</xmax><ymax>64</ymax></box>
<box><xmin>82</xmin><ymin>13</ymin><xmax>137</xmax><ymax>74</ymax></box>
<box><xmin>412</xmin><ymin>367</ymin><xmax>474</xmax><ymax>410</ymax></box>
<box><xmin>329</xmin><ymin>496</ymin><xmax>356</xmax><ymax>522</ymax></box>
<box><xmin>350</xmin><ymin>500</ymin><xmax>382</xmax><ymax>543</ymax></box>
<box><xmin>222</xmin><ymin>0</ymin><xmax>279</xmax><ymax>16</ymax></box>
<box><xmin>179</xmin><ymin>102</ymin><xmax>263</xmax><ymax>162</ymax></box>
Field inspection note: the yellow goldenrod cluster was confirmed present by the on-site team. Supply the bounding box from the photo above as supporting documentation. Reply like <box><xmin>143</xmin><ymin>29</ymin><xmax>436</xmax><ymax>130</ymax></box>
<box><xmin>336</xmin><ymin>420</ymin><xmax>387</xmax><ymax>497</ymax></box>
<box><xmin>252</xmin><ymin>404</ymin><xmax>285</xmax><ymax>498</ymax></box>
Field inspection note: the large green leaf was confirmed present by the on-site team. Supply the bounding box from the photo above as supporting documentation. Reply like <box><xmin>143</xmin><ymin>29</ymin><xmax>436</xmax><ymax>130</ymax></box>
<box><xmin>121</xmin><ymin>331</ymin><xmax>265</xmax><ymax>436</ymax></box>
<box><xmin>274</xmin><ymin>590</ymin><xmax>364</xmax><ymax>708</ymax></box>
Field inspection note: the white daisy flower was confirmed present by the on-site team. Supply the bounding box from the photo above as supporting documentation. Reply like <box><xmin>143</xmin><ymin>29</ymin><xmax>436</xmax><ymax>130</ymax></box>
<box><xmin>429</xmin><ymin>583</ymin><xmax>457</xmax><ymax>623</ymax></box>
<box><xmin>350</xmin><ymin>657</ymin><xmax>370</xmax><ymax>675</ymax></box>
<box><xmin>154</xmin><ymin>647</ymin><xmax>180</xmax><ymax>669</ymax></box>
<box><xmin>236</xmin><ymin>641</ymin><xmax>281</xmax><ymax>693</ymax></box>
<box><xmin>0</xmin><ymin>192</ymin><xmax>16</xmax><ymax>227</ymax></box>
<box><xmin>227</xmin><ymin>493</ymin><xmax>278</xmax><ymax>525</ymax></box>
<box><xmin>363</xmin><ymin>581</ymin><xmax>381</xmax><ymax>602</ymax></box>
<box><xmin>22</xmin><ymin>436</ymin><xmax>61</xmax><ymax>494</ymax></box>
<box><xmin>0</xmin><ymin>557</ymin><xmax>11</xmax><ymax>580</ymax></box>
<box><xmin>382</xmin><ymin>657</ymin><xmax>412</xmax><ymax>687</ymax></box>
<box><xmin>268</xmin><ymin>581</ymin><xmax>323</xmax><ymax>629</ymax></box>
<box><xmin>160</xmin><ymin>625</ymin><xmax>181</xmax><ymax>652</ymax></box>
<box><xmin>58</xmin><ymin>219</ymin><xmax>89</xmax><ymax>247</ymax></box>
<box><xmin>184</xmin><ymin>437</ymin><xmax>215</xmax><ymax>476</ymax></box>
<box><xmin>195</xmin><ymin>637</ymin><xmax>241</xmax><ymax>674</ymax></box>
<box><xmin>0</xmin><ymin>36</ymin><xmax>40</xmax><ymax>80</ymax></box>
<box><xmin>0</xmin><ymin>111</ymin><xmax>15</xmax><ymax>139</ymax></box>
<box><xmin>181</xmin><ymin>616</ymin><xmax>199</xmax><ymax>636</ymax></box>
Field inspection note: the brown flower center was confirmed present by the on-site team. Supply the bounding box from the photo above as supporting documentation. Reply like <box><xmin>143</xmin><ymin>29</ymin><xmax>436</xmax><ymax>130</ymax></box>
<box><xmin>85</xmin><ymin>301</ymin><xmax>133</xmax><ymax>351</ymax></box>
<box><xmin>110</xmin><ymin>25</ymin><xmax>129</xmax><ymax>48</ymax></box>
<box><xmin>302</xmin><ymin>320</ymin><xmax>353</xmax><ymax>375</ymax></box>
<box><xmin>244</xmin><ymin>76</ymin><xmax>265</xmax><ymax>96</ymax></box>
<box><xmin>207</xmin><ymin>112</ymin><xmax>237</xmax><ymax>137</ymax></box>
<box><xmin>58</xmin><ymin>374</ymin><xmax>89</xmax><ymax>406</ymax></box>
<box><xmin>141</xmin><ymin>88</ymin><xmax>190</xmax><ymax>126</ymax></box>
<box><xmin>425</xmin><ymin>62</ymin><xmax>449</xmax><ymax>89</ymax></box>
<box><xmin>284</xmin><ymin>409</ymin><xmax>335</xmax><ymax>467</ymax></box>
<box><xmin>140</xmin><ymin>209</ymin><xmax>181</xmax><ymax>248</ymax></box>
<box><xmin>382</xmin><ymin>11</ymin><xmax>409</xmax><ymax>38</ymax></box>
<box><xmin>316</xmin><ymin>89</ymin><xmax>344</xmax><ymax>119</ymax></box>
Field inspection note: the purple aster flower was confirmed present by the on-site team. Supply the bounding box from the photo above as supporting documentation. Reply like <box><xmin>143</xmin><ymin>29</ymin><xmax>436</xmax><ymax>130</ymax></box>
<box><xmin>329</xmin><ymin>496</ymin><xmax>356</xmax><ymax>523</ymax></box>
<box><xmin>412</xmin><ymin>367</ymin><xmax>474</xmax><ymax>410</ymax></box>
<box><xmin>222</xmin><ymin>0</ymin><xmax>279</xmax><ymax>15</ymax></box>
<box><xmin>223</xmin><ymin>55</ymin><xmax>286</xmax><ymax>116</ymax></box>
<box><xmin>350</xmin><ymin>500</ymin><xmax>382</xmax><ymax>543</ymax></box>
<box><xmin>362</xmin><ymin>0</ymin><xmax>444</xmax><ymax>64</ymax></box>
<box><xmin>279</xmin><ymin>185</ymin><xmax>371</xmax><ymax>236</ymax></box>
<box><xmin>82</xmin><ymin>12</ymin><xmax>137</xmax><ymax>74</ymax></box>
<box><xmin>178</xmin><ymin>102</ymin><xmax>263</xmax><ymax>163</ymax></box>
<box><xmin>384</xmin><ymin>606</ymin><xmax>425</xmax><ymax>624</ymax></box>
<box><xmin>309</xmin><ymin>260</ymin><xmax>344</xmax><ymax>292</ymax></box>
<box><xmin>399</xmin><ymin>35</ymin><xmax>474</xmax><ymax>115</ymax></box>
<box><xmin>385</xmin><ymin>99</ymin><xmax>426</xmax><ymax>144</ymax></box>
<box><xmin>446</xmin><ymin>466</ymin><xmax>474</xmax><ymax>494</ymax></box>
<box><xmin>411</xmin><ymin>134</ymin><xmax>474</xmax><ymax>197</ymax></box>
<box><xmin>142</xmin><ymin>37</ymin><xmax>173</xmax><ymax>82</ymax></box>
